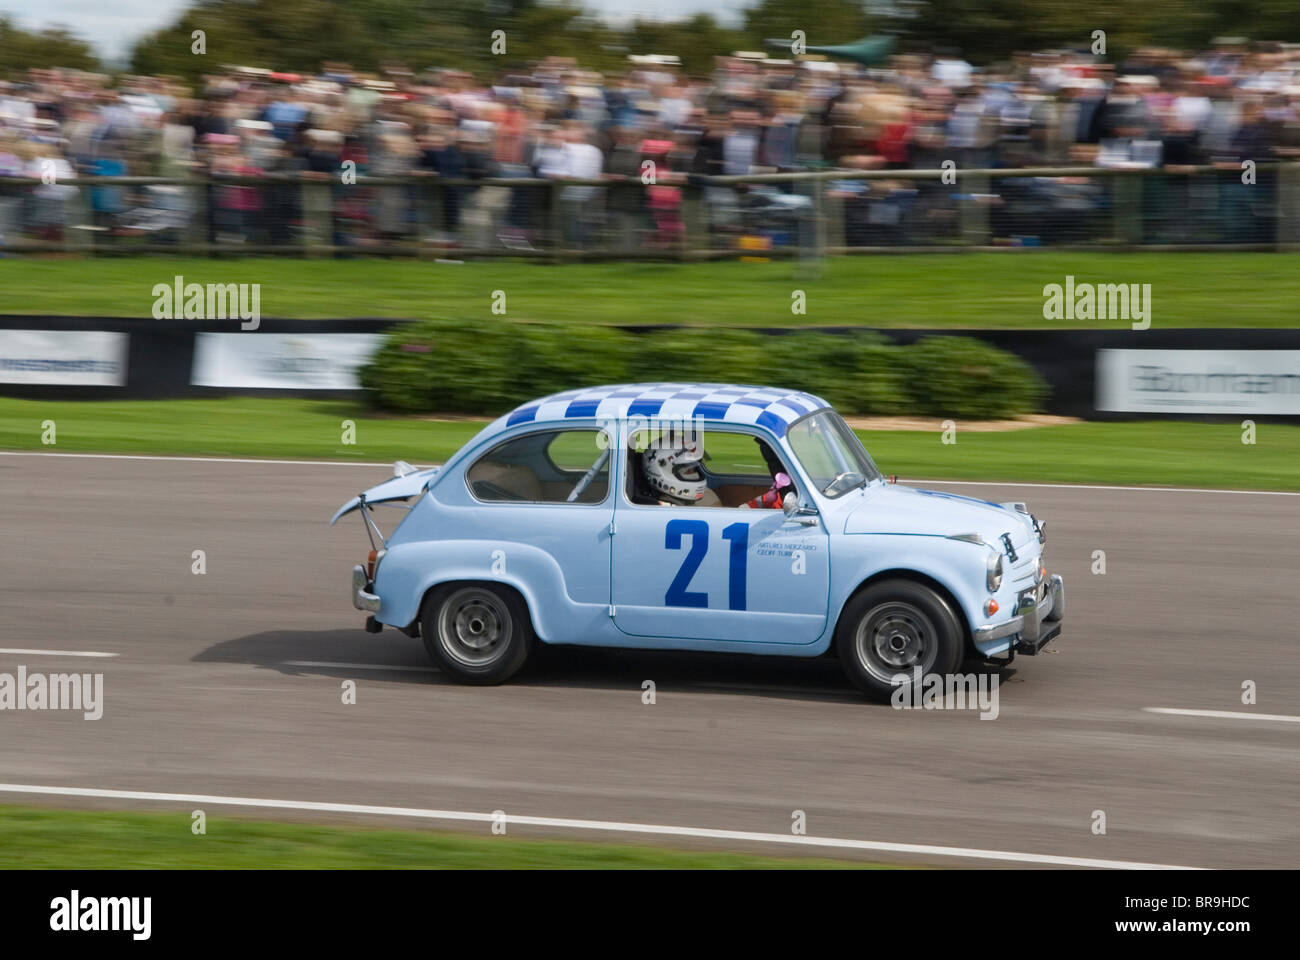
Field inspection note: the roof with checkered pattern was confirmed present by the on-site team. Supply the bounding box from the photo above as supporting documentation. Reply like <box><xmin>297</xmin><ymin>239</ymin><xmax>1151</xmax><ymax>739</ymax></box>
<box><xmin>503</xmin><ymin>383</ymin><xmax>831</xmax><ymax>437</ymax></box>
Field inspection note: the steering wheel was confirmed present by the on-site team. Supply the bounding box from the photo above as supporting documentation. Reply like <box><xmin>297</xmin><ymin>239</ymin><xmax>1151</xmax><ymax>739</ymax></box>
<box><xmin>823</xmin><ymin>471</ymin><xmax>862</xmax><ymax>496</ymax></box>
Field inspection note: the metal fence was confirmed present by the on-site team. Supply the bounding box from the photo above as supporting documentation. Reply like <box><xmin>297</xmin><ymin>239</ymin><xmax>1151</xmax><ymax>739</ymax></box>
<box><xmin>2</xmin><ymin>164</ymin><xmax>1298</xmax><ymax>257</ymax></box>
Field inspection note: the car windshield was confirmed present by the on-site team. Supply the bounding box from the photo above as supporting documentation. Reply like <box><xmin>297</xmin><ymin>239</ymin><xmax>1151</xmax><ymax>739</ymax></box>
<box><xmin>787</xmin><ymin>410</ymin><xmax>881</xmax><ymax>498</ymax></box>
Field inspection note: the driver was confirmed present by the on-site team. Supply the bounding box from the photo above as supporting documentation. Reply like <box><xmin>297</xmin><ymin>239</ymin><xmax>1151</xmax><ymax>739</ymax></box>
<box><xmin>741</xmin><ymin>471</ymin><xmax>794</xmax><ymax>509</ymax></box>
<box><xmin>640</xmin><ymin>433</ymin><xmax>719</xmax><ymax>506</ymax></box>
<box><xmin>741</xmin><ymin>437</ymin><xmax>795</xmax><ymax>509</ymax></box>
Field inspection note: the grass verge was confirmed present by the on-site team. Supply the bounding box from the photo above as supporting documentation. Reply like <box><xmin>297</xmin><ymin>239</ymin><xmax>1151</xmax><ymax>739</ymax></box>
<box><xmin>1</xmin><ymin>397</ymin><xmax>1295</xmax><ymax>490</ymax></box>
<box><xmin>0</xmin><ymin>805</ymin><xmax>883</xmax><ymax>869</ymax></box>
<box><xmin>2</xmin><ymin>252</ymin><xmax>1297</xmax><ymax>328</ymax></box>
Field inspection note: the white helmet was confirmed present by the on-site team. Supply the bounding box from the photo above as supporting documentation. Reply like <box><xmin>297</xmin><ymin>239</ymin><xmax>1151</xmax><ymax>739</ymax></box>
<box><xmin>642</xmin><ymin>434</ymin><xmax>707</xmax><ymax>504</ymax></box>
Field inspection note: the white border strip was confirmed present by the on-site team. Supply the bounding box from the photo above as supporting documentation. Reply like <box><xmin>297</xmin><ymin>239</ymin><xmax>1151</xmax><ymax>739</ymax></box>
<box><xmin>1</xmin><ymin>451</ymin><xmax>1294</xmax><ymax>496</ymax></box>
<box><xmin>912</xmin><ymin>479</ymin><xmax>1300</xmax><ymax>497</ymax></box>
<box><xmin>0</xmin><ymin>648</ymin><xmax>119</xmax><ymax>658</ymax></box>
<box><xmin>1144</xmin><ymin>707</ymin><xmax>1300</xmax><ymax>724</ymax></box>
<box><xmin>0</xmin><ymin>451</ymin><xmax>400</xmax><ymax>468</ymax></box>
<box><xmin>0</xmin><ymin>783</ymin><xmax>1201</xmax><ymax>869</ymax></box>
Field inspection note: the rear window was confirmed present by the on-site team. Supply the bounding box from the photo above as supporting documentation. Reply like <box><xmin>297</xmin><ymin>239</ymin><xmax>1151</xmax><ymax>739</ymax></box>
<box><xmin>466</xmin><ymin>429</ymin><xmax>610</xmax><ymax>504</ymax></box>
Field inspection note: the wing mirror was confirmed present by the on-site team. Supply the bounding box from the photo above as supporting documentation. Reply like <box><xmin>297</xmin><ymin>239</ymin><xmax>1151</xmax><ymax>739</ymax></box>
<box><xmin>782</xmin><ymin>492</ymin><xmax>819</xmax><ymax>525</ymax></box>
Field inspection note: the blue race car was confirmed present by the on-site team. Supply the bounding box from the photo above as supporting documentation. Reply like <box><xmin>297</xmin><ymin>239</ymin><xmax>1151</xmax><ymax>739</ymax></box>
<box><xmin>332</xmin><ymin>383</ymin><xmax>1063</xmax><ymax>700</ymax></box>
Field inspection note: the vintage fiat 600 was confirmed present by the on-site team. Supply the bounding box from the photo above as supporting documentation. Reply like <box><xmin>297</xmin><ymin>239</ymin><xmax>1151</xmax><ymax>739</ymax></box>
<box><xmin>332</xmin><ymin>383</ymin><xmax>1064</xmax><ymax>700</ymax></box>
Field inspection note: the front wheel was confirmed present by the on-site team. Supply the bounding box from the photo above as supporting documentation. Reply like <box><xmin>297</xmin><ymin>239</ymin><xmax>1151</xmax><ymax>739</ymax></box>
<box><xmin>421</xmin><ymin>583</ymin><xmax>534</xmax><ymax>684</ymax></box>
<box><xmin>835</xmin><ymin>579</ymin><xmax>963</xmax><ymax>702</ymax></box>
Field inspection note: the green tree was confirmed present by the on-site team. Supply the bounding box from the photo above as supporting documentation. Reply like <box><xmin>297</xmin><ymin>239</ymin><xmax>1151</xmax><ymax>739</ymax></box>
<box><xmin>626</xmin><ymin>14</ymin><xmax>747</xmax><ymax>75</ymax></box>
<box><xmin>741</xmin><ymin>0</ymin><xmax>873</xmax><ymax>52</ymax></box>
<box><xmin>0</xmin><ymin>17</ymin><xmax>101</xmax><ymax>75</ymax></box>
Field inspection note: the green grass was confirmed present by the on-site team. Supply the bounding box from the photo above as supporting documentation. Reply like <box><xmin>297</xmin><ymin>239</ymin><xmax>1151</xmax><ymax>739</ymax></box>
<box><xmin>0</xmin><ymin>397</ymin><xmax>484</xmax><ymax>462</ymax></box>
<box><xmin>1</xmin><ymin>397</ymin><xmax>1295</xmax><ymax>491</ymax></box>
<box><xmin>872</xmin><ymin>421</ymin><xmax>1299</xmax><ymax>490</ymax></box>
<box><xmin>0</xmin><ymin>805</ymin><xmax>882</xmax><ymax>869</ymax></box>
<box><xmin>1</xmin><ymin>252</ymin><xmax>1297</xmax><ymax>328</ymax></box>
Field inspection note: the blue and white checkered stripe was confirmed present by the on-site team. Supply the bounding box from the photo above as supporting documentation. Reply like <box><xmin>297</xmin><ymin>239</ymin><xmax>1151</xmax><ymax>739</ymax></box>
<box><xmin>505</xmin><ymin>383</ymin><xmax>828</xmax><ymax>437</ymax></box>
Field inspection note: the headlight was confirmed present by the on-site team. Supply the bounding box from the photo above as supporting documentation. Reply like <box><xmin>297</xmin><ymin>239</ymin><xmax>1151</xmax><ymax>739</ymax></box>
<box><xmin>986</xmin><ymin>551</ymin><xmax>1003</xmax><ymax>593</ymax></box>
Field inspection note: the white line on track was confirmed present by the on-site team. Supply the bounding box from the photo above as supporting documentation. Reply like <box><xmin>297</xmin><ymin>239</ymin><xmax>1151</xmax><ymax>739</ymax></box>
<box><xmin>912</xmin><ymin>479</ymin><xmax>1300</xmax><ymax>497</ymax></box>
<box><xmin>0</xmin><ymin>782</ymin><xmax>1201</xmax><ymax>869</ymax></box>
<box><xmin>1143</xmin><ymin>707</ymin><xmax>1300</xmax><ymax>724</ymax></box>
<box><xmin>1</xmin><ymin>450</ymin><xmax>1296</xmax><ymax>496</ymax></box>
<box><xmin>0</xmin><ymin>451</ymin><xmax>404</xmax><ymax>468</ymax></box>
<box><xmin>0</xmin><ymin>648</ymin><xmax>119</xmax><ymax>658</ymax></box>
<box><xmin>282</xmin><ymin>660</ymin><xmax>436</xmax><ymax>673</ymax></box>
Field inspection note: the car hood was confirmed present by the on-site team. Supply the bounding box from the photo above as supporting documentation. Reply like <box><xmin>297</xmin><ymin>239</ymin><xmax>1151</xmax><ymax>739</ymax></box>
<box><xmin>330</xmin><ymin>465</ymin><xmax>440</xmax><ymax>525</ymax></box>
<box><xmin>842</xmin><ymin>483</ymin><xmax>1038</xmax><ymax>547</ymax></box>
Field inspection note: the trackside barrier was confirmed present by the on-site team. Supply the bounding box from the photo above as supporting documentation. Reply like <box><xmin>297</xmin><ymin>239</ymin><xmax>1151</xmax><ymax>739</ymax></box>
<box><xmin>2</xmin><ymin>315</ymin><xmax>1299</xmax><ymax>419</ymax></box>
<box><xmin>1</xmin><ymin>163</ymin><xmax>1298</xmax><ymax>257</ymax></box>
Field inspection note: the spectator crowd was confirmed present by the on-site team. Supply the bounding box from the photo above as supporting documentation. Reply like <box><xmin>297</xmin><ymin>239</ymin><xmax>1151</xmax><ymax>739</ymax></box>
<box><xmin>3</xmin><ymin>38</ymin><xmax>1300</xmax><ymax>249</ymax></box>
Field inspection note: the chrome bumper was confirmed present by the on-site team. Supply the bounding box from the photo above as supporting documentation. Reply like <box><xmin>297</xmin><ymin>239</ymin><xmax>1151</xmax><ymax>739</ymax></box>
<box><xmin>351</xmin><ymin>564</ymin><xmax>381</xmax><ymax>613</ymax></box>
<box><xmin>972</xmin><ymin>574</ymin><xmax>1064</xmax><ymax>654</ymax></box>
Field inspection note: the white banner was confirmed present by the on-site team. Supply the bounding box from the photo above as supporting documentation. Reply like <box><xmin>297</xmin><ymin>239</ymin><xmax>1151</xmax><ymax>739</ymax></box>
<box><xmin>191</xmin><ymin>333</ymin><xmax>384</xmax><ymax>389</ymax></box>
<box><xmin>1097</xmin><ymin>349</ymin><xmax>1300</xmax><ymax>414</ymax></box>
<box><xmin>0</xmin><ymin>330</ymin><xmax>127</xmax><ymax>386</ymax></box>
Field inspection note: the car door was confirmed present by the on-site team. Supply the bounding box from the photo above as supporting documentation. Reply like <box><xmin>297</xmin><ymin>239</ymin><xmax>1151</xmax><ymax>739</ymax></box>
<box><xmin>610</xmin><ymin>426</ymin><xmax>829</xmax><ymax>645</ymax></box>
<box><xmin>457</xmin><ymin>425</ymin><xmax>614</xmax><ymax>611</ymax></box>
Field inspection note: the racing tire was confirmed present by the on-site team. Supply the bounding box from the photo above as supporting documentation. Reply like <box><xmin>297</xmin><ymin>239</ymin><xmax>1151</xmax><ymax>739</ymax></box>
<box><xmin>421</xmin><ymin>583</ymin><xmax>534</xmax><ymax>684</ymax></box>
<box><xmin>835</xmin><ymin>579</ymin><xmax>964</xmax><ymax>703</ymax></box>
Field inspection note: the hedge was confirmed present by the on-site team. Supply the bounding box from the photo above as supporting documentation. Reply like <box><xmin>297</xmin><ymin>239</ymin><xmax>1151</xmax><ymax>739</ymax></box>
<box><xmin>359</xmin><ymin>320</ymin><xmax>1047</xmax><ymax>420</ymax></box>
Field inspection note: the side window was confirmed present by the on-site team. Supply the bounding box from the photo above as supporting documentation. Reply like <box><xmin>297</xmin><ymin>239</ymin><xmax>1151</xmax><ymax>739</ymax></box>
<box><xmin>627</xmin><ymin>426</ymin><xmax>793</xmax><ymax>509</ymax></box>
<box><xmin>467</xmin><ymin>429</ymin><xmax>610</xmax><ymax>504</ymax></box>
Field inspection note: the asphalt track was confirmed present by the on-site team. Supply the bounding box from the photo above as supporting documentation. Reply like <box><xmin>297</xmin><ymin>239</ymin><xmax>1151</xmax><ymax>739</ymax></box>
<box><xmin>1</xmin><ymin>452</ymin><xmax>1297</xmax><ymax>869</ymax></box>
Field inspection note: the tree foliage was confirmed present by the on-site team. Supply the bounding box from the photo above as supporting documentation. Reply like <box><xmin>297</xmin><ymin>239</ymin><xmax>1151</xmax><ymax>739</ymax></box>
<box><xmin>8</xmin><ymin>0</ymin><xmax>1300</xmax><ymax>81</ymax></box>
<box><xmin>0</xmin><ymin>16</ymin><xmax>101</xmax><ymax>74</ymax></box>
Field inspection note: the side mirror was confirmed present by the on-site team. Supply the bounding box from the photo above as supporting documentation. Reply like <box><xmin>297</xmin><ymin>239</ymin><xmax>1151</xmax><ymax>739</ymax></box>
<box><xmin>783</xmin><ymin>492</ymin><xmax>819</xmax><ymax>524</ymax></box>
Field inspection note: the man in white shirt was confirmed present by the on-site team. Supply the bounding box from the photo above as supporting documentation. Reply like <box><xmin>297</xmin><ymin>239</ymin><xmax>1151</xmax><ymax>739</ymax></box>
<box><xmin>532</xmin><ymin>123</ymin><xmax>570</xmax><ymax>178</ymax></box>
<box><xmin>932</xmin><ymin>54</ymin><xmax>974</xmax><ymax>90</ymax></box>
<box><xmin>564</xmin><ymin>125</ymin><xmax>604</xmax><ymax>193</ymax></box>
<box><xmin>561</xmin><ymin>124</ymin><xmax>604</xmax><ymax>247</ymax></box>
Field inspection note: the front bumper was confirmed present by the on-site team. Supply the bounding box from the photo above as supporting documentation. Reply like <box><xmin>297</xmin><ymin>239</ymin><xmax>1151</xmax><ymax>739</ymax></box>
<box><xmin>972</xmin><ymin>573</ymin><xmax>1064</xmax><ymax>655</ymax></box>
<box><xmin>351</xmin><ymin>564</ymin><xmax>381</xmax><ymax>613</ymax></box>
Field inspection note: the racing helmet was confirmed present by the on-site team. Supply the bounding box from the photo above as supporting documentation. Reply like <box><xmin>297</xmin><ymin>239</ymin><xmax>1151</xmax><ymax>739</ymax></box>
<box><xmin>642</xmin><ymin>432</ymin><xmax>707</xmax><ymax>504</ymax></box>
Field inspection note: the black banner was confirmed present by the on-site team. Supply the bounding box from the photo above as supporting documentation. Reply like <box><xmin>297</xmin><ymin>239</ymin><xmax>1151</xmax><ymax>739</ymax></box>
<box><xmin>0</xmin><ymin>867</ymin><xmax>1282</xmax><ymax>946</ymax></box>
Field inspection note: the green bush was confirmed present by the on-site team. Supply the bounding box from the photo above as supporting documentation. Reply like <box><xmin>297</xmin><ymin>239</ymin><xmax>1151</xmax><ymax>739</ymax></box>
<box><xmin>518</xmin><ymin>324</ymin><xmax>634</xmax><ymax>398</ymax></box>
<box><xmin>631</xmin><ymin>328</ymin><xmax>771</xmax><ymax>384</ymax></box>
<box><xmin>361</xmin><ymin>320</ymin><xmax>1047</xmax><ymax>420</ymax></box>
<box><xmin>752</xmin><ymin>332</ymin><xmax>911</xmax><ymax>416</ymax></box>
<box><xmin>360</xmin><ymin>318</ymin><xmax>519</xmax><ymax>414</ymax></box>
<box><xmin>898</xmin><ymin>336</ymin><xmax>1047</xmax><ymax>419</ymax></box>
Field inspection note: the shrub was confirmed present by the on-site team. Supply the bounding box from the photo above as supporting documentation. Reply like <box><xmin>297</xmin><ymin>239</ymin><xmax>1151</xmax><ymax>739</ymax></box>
<box><xmin>630</xmin><ymin>328</ymin><xmax>771</xmax><ymax>384</ymax></box>
<box><xmin>518</xmin><ymin>323</ymin><xmax>634</xmax><ymax>398</ymax></box>
<box><xmin>361</xmin><ymin>321</ymin><xmax>1047</xmax><ymax>420</ymax></box>
<box><xmin>360</xmin><ymin>318</ymin><xmax>520</xmax><ymax>414</ymax></box>
<box><xmin>897</xmin><ymin>336</ymin><xmax>1047</xmax><ymax>419</ymax></box>
<box><xmin>752</xmin><ymin>332</ymin><xmax>911</xmax><ymax>416</ymax></box>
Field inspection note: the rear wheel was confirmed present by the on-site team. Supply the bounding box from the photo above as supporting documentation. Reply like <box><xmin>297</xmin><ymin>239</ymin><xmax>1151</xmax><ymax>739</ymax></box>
<box><xmin>835</xmin><ymin>579</ymin><xmax>963</xmax><ymax>702</ymax></box>
<box><xmin>421</xmin><ymin>583</ymin><xmax>533</xmax><ymax>684</ymax></box>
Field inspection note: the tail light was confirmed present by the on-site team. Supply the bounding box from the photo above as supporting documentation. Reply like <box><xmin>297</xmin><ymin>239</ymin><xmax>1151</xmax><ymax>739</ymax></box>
<box><xmin>366</xmin><ymin>550</ymin><xmax>378</xmax><ymax>580</ymax></box>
